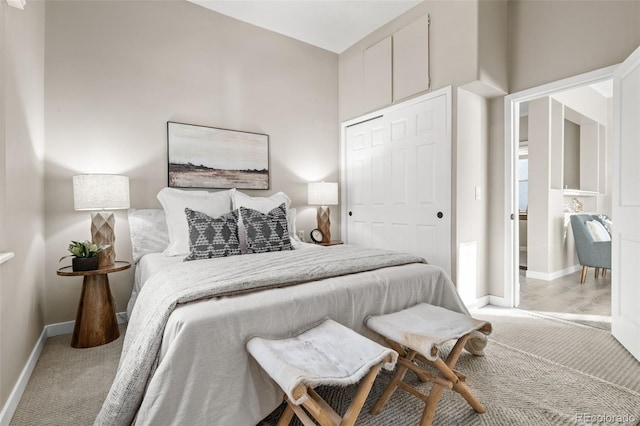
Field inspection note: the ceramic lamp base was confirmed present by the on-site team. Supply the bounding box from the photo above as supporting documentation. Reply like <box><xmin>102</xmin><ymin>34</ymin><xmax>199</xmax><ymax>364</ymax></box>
<box><xmin>317</xmin><ymin>206</ymin><xmax>331</xmax><ymax>243</ymax></box>
<box><xmin>91</xmin><ymin>211</ymin><xmax>116</xmax><ymax>267</ymax></box>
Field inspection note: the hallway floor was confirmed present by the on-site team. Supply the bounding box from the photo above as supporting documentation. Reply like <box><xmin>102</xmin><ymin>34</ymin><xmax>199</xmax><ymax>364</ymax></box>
<box><xmin>517</xmin><ymin>267</ymin><xmax>611</xmax><ymax>330</ymax></box>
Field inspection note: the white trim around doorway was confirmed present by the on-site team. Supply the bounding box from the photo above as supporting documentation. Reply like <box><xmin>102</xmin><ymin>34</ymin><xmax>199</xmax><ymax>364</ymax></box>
<box><xmin>503</xmin><ymin>65</ymin><xmax>618</xmax><ymax>308</ymax></box>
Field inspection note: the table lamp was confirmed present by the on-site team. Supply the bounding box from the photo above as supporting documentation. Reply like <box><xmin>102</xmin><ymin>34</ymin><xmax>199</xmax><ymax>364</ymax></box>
<box><xmin>73</xmin><ymin>174</ymin><xmax>130</xmax><ymax>267</ymax></box>
<box><xmin>308</xmin><ymin>182</ymin><xmax>338</xmax><ymax>243</ymax></box>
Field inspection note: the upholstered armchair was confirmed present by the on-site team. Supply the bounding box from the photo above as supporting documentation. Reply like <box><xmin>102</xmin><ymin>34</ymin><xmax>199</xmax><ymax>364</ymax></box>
<box><xmin>570</xmin><ymin>214</ymin><xmax>612</xmax><ymax>284</ymax></box>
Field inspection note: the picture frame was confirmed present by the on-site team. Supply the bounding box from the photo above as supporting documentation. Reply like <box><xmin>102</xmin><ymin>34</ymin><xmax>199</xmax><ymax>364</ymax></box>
<box><xmin>167</xmin><ymin>121</ymin><xmax>269</xmax><ymax>190</ymax></box>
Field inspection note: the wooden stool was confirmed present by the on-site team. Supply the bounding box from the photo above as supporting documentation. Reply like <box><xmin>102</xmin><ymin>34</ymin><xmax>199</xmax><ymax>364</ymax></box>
<box><xmin>366</xmin><ymin>304</ymin><xmax>492</xmax><ymax>426</ymax></box>
<box><xmin>247</xmin><ymin>319</ymin><xmax>397</xmax><ymax>426</ymax></box>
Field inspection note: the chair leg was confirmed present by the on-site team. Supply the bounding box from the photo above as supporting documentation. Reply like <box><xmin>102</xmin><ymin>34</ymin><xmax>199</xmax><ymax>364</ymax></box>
<box><xmin>595</xmin><ymin>268</ymin><xmax>600</xmax><ymax>278</ymax></box>
<box><xmin>581</xmin><ymin>266</ymin><xmax>588</xmax><ymax>284</ymax></box>
<box><xmin>603</xmin><ymin>269</ymin><xmax>607</xmax><ymax>277</ymax></box>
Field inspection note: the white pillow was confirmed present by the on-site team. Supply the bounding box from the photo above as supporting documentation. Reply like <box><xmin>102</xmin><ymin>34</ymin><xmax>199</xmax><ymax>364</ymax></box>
<box><xmin>586</xmin><ymin>220</ymin><xmax>611</xmax><ymax>242</ymax></box>
<box><xmin>127</xmin><ymin>209</ymin><xmax>169</xmax><ymax>263</ymax></box>
<box><xmin>157</xmin><ymin>187</ymin><xmax>235</xmax><ymax>256</ymax></box>
<box><xmin>232</xmin><ymin>190</ymin><xmax>291</xmax><ymax>213</ymax></box>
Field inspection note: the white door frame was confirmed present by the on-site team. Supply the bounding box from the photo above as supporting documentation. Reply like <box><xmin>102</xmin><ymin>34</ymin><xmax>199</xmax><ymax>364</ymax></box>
<box><xmin>339</xmin><ymin>86</ymin><xmax>452</xmax><ymax>247</ymax></box>
<box><xmin>502</xmin><ymin>66</ymin><xmax>618</xmax><ymax>307</ymax></box>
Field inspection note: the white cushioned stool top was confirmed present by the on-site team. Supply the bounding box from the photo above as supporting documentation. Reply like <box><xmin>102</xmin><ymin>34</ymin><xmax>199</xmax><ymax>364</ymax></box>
<box><xmin>247</xmin><ymin>319</ymin><xmax>397</xmax><ymax>405</ymax></box>
<box><xmin>366</xmin><ymin>303</ymin><xmax>492</xmax><ymax>361</ymax></box>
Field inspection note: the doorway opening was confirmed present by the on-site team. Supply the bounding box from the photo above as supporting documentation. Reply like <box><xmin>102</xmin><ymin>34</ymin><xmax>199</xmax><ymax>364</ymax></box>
<box><xmin>503</xmin><ymin>66</ymin><xmax>616</xmax><ymax>330</ymax></box>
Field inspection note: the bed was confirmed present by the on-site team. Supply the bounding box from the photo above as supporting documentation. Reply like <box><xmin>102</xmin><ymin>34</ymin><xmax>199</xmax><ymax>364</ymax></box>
<box><xmin>95</xmin><ymin>189</ymin><xmax>487</xmax><ymax>425</ymax></box>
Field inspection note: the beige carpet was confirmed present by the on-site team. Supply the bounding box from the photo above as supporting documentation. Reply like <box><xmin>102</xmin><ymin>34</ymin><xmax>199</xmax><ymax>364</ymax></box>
<box><xmin>9</xmin><ymin>325</ymin><xmax>124</xmax><ymax>426</ymax></box>
<box><xmin>9</xmin><ymin>309</ymin><xmax>640</xmax><ymax>425</ymax></box>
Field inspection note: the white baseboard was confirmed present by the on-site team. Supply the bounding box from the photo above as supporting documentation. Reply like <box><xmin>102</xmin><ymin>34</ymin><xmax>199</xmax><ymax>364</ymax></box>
<box><xmin>0</xmin><ymin>328</ymin><xmax>46</xmax><ymax>426</ymax></box>
<box><xmin>464</xmin><ymin>296</ymin><xmax>490</xmax><ymax>310</ymax></box>
<box><xmin>526</xmin><ymin>264</ymin><xmax>581</xmax><ymax>281</ymax></box>
<box><xmin>0</xmin><ymin>312</ymin><xmax>127</xmax><ymax>425</ymax></box>
<box><xmin>488</xmin><ymin>295</ymin><xmax>510</xmax><ymax>307</ymax></box>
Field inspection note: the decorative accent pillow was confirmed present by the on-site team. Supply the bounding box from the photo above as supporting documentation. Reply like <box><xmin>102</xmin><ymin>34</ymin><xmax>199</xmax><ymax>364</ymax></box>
<box><xmin>128</xmin><ymin>209</ymin><xmax>169</xmax><ymax>264</ymax></box>
<box><xmin>184</xmin><ymin>208</ymin><xmax>241</xmax><ymax>261</ymax></box>
<box><xmin>240</xmin><ymin>204</ymin><xmax>292</xmax><ymax>254</ymax></box>
<box><xmin>586</xmin><ymin>220</ymin><xmax>611</xmax><ymax>242</ymax></box>
<box><xmin>232</xmin><ymin>190</ymin><xmax>294</xmax><ymax>252</ymax></box>
<box><xmin>157</xmin><ymin>187</ymin><xmax>235</xmax><ymax>256</ymax></box>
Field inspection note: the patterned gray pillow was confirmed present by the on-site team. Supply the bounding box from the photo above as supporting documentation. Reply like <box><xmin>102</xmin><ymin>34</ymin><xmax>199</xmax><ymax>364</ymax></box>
<box><xmin>240</xmin><ymin>204</ymin><xmax>292</xmax><ymax>254</ymax></box>
<box><xmin>184</xmin><ymin>208</ymin><xmax>241</xmax><ymax>261</ymax></box>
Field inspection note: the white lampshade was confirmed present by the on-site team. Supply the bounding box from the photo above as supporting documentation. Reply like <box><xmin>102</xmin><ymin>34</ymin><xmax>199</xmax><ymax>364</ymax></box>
<box><xmin>308</xmin><ymin>182</ymin><xmax>338</xmax><ymax>206</ymax></box>
<box><xmin>73</xmin><ymin>174</ymin><xmax>130</xmax><ymax>211</ymax></box>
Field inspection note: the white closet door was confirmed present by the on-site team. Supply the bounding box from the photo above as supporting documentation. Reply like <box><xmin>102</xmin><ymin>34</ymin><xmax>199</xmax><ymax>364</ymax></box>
<box><xmin>345</xmin><ymin>93</ymin><xmax>451</xmax><ymax>276</ymax></box>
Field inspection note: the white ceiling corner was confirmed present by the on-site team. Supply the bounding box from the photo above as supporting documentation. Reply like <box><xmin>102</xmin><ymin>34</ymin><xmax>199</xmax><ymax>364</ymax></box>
<box><xmin>187</xmin><ymin>0</ymin><xmax>422</xmax><ymax>53</ymax></box>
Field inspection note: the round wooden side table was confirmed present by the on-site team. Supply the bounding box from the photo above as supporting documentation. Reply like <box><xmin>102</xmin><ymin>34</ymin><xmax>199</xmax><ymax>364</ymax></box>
<box><xmin>57</xmin><ymin>261</ymin><xmax>131</xmax><ymax>348</ymax></box>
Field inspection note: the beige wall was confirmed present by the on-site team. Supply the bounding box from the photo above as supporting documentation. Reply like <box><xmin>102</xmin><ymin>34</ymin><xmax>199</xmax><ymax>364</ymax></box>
<box><xmin>44</xmin><ymin>0</ymin><xmax>339</xmax><ymax>324</ymax></box>
<box><xmin>519</xmin><ymin>115</ymin><xmax>528</xmax><ymax>142</ymax></box>
<box><xmin>563</xmin><ymin>120</ymin><xmax>580</xmax><ymax>190</ymax></box>
<box><xmin>455</xmin><ymin>88</ymin><xmax>489</xmax><ymax>302</ymax></box>
<box><xmin>487</xmin><ymin>97</ymin><xmax>506</xmax><ymax>297</ymax></box>
<box><xmin>0</xmin><ymin>0</ymin><xmax>46</xmax><ymax>411</ymax></box>
<box><xmin>477</xmin><ymin>0</ymin><xmax>508</xmax><ymax>94</ymax></box>
<box><xmin>509</xmin><ymin>0</ymin><xmax>640</xmax><ymax>92</ymax></box>
<box><xmin>526</xmin><ymin>98</ymin><xmax>551</xmax><ymax>274</ymax></box>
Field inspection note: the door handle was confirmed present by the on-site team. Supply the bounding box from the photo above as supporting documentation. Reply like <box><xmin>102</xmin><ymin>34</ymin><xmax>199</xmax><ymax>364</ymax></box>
<box><xmin>437</xmin><ymin>211</ymin><xmax>443</xmax><ymax>219</ymax></box>
<box><xmin>348</xmin><ymin>211</ymin><xmax>353</xmax><ymax>217</ymax></box>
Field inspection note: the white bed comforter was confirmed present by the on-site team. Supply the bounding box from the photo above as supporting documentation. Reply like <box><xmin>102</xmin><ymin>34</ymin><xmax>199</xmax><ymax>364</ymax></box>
<box><xmin>97</xmin><ymin>246</ymin><xmax>485</xmax><ymax>425</ymax></box>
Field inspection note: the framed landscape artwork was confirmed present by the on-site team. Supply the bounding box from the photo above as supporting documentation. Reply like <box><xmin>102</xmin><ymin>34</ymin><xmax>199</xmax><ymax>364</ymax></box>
<box><xmin>167</xmin><ymin>122</ymin><xmax>269</xmax><ymax>190</ymax></box>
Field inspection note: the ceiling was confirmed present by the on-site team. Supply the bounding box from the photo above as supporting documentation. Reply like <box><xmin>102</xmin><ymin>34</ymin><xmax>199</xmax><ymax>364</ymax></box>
<box><xmin>188</xmin><ymin>0</ymin><xmax>422</xmax><ymax>53</ymax></box>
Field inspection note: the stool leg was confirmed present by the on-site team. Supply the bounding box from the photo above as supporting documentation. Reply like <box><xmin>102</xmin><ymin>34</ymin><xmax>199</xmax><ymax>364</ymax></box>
<box><xmin>420</xmin><ymin>383</ymin><xmax>445</xmax><ymax>426</ymax></box>
<box><xmin>435</xmin><ymin>335</ymin><xmax>485</xmax><ymax>414</ymax></box>
<box><xmin>342</xmin><ymin>363</ymin><xmax>383</xmax><ymax>425</ymax></box>
<box><xmin>276</xmin><ymin>401</ymin><xmax>295</xmax><ymax>426</ymax></box>
<box><xmin>421</xmin><ymin>334</ymin><xmax>486</xmax><ymax>426</ymax></box>
<box><xmin>370</xmin><ymin>350</ymin><xmax>417</xmax><ymax>415</ymax></box>
<box><xmin>301</xmin><ymin>394</ymin><xmax>337</xmax><ymax>426</ymax></box>
<box><xmin>452</xmin><ymin>381</ymin><xmax>485</xmax><ymax>413</ymax></box>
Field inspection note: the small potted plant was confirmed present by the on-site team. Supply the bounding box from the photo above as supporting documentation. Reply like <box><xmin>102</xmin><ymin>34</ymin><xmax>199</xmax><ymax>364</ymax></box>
<box><xmin>60</xmin><ymin>240</ymin><xmax>109</xmax><ymax>272</ymax></box>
